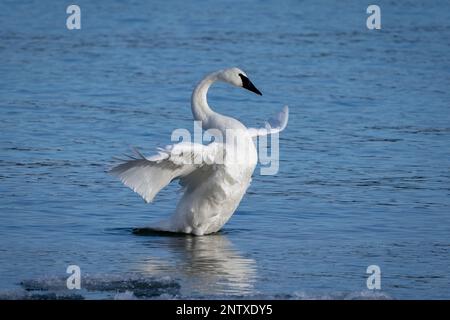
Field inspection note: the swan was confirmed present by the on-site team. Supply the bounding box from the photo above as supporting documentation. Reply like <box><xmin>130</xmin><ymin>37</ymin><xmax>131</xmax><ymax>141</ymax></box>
<box><xmin>110</xmin><ymin>67</ymin><xmax>288</xmax><ymax>235</ymax></box>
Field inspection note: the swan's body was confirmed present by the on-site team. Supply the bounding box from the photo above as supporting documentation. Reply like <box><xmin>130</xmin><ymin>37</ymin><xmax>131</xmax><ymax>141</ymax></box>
<box><xmin>110</xmin><ymin>68</ymin><xmax>288</xmax><ymax>235</ymax></box>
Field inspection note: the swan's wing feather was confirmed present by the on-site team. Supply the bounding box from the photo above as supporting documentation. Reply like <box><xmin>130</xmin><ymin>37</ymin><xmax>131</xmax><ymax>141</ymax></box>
<box><xmin>109</xmin><ymin>142</ymin><xmax>222</xmax><ymax>203</ymax></box>
<box><xmin>248</xmin><ymin>105</ymin><xmax>289</xmax><ymax>137</ymax></box>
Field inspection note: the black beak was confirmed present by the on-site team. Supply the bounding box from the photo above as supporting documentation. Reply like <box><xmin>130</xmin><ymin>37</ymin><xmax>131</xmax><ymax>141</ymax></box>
<box><xmin>239</xmin><ymin>73</ymin><xmax>262</xmax><ymax>96</ymax></box>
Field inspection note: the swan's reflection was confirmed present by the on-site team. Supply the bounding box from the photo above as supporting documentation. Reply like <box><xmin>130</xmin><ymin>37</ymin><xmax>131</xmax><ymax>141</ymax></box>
<box><xmin>136</xmin><ymin>232</ymin><xmax>258</xmax><ymax>296</ymax></box>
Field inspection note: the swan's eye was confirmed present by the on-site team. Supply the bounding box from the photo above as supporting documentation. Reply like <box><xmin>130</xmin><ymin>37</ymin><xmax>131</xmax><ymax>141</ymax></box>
<box><xmin>239</xmin><ymin>73</ymin><xmax>252</xmax><ymax>88</ymax></box>
<box><xmin>238</xmin><ymin>73</ymin><xmax>248</xmax><ymax>85</ymax></box>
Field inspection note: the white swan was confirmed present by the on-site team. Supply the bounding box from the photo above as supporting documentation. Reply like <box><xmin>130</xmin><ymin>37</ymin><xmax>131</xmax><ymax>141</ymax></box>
<box><xmin>110</xmin><ymin>67</ymin><xmax>288</xmax><ymax>235</ymax></box>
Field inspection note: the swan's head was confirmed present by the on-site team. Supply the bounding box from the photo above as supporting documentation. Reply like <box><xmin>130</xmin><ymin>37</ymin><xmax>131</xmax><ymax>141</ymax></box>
<box><xmin>218</xmin><ymin>67</ymin><xmax>262</xmax><ymax>96</ymax></box>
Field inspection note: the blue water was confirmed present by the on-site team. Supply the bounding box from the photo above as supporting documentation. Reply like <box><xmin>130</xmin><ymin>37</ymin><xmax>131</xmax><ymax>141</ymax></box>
<box><xmin>1</xmin><ymin>0</ymin><xmax>449</xmax><ymax>299</ymax></box>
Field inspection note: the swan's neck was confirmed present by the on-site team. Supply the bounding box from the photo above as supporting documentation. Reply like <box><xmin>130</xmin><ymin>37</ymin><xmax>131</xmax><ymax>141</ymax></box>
<box><xmin>191</xmin><ymin>71</ymin><xmax>220</xmax><ymax>123</ymax></box>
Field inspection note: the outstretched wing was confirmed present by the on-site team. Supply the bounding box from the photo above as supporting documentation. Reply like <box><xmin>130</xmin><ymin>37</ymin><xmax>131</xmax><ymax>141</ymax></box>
<box><xmin>109</xmin><ymin>142</ymin><xmax>223</xmax><ymax>203</ymax></box>
<box><xmin>247</xmin><ymin>105</ymin><xmax>289</xmax><ymax>137</ymax></box>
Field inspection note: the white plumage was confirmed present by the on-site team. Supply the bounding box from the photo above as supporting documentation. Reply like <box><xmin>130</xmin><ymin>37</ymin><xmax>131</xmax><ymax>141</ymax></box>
<box><xmin>110</xmin><ymin>67</ymin><xmax>288</xmax><ymax>235</ymax></box>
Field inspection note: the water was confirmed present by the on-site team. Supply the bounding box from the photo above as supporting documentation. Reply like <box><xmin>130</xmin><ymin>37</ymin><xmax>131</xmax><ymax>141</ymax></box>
<box><xmin>1</xmin><ymin>0</ymin><xmax>449</xmax><ymax>299</ymax></box>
